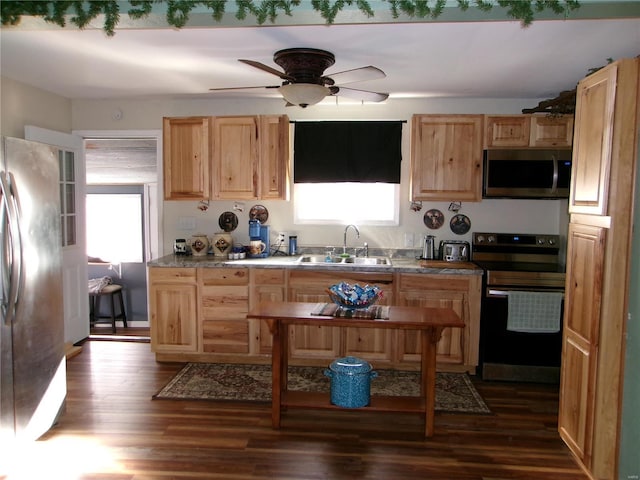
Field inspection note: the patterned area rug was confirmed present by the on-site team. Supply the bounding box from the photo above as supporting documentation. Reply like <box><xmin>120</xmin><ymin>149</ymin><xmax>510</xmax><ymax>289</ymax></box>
<box><xmin>153</xmin><ymin>363</ymin><xmax>490</xmax><ymax>414</ymax></box>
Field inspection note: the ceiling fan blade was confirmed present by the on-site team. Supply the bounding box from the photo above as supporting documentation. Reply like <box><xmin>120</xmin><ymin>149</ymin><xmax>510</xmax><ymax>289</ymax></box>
<box><xmin>326</xmin><ymin>66</ymin><xmax>386</xmax><ymax>85</ymax></box>
<box><xmin>209</xmin><ymin>85</ymin><xmax>280</xmax><ymax>91</ymax></box>
<box><xmin>332</xmin><ymin>86</ymin><xmax>389</xmax><ymax>103</ymax></box>
<box><xmin>238</xmin><ymin>59</ymin><xmax>295</xmax><ymax>81</ymax></box>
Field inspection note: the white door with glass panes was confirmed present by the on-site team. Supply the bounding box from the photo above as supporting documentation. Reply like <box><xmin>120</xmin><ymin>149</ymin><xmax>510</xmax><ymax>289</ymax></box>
<box><xmin>25</xmin><ymin>126</ymin><xmax>88</xmax><ymax>344</ymax></box>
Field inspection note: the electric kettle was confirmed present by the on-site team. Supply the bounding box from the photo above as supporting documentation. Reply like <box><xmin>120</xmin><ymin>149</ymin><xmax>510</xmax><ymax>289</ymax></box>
<box><xmin>422</xmin><ymin>235</ymin><xmax>436</xmax><ymax>260</ymax></box>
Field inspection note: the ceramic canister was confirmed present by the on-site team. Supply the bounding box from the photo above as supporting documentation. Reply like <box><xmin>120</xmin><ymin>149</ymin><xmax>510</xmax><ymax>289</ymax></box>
<box><xmin>211</xmin><ymin>232</ymin><xmax>233</xmax><ymax>258</ymax></box>
<box><xmin>324</xmin><ymin>356</ymin><xmax>378</xmax><ymax>408</ymax></box>
<box><xmin>190</xmin><ymin>234</ymin><xmax>210</xmax><ymax>256</ymax></box>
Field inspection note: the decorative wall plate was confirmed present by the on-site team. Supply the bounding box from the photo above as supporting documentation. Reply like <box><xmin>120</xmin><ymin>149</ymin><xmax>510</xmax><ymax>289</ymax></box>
<box><xmin>218</xmin><ymin>211</ymin><xmax>238</xmax><ymax>232</ymax></box>
<box><xmin>423</xmin><ymin>209</ymin><xmax>445</xmax><ymax>229</ymax></box>
<box><xmin>450</xmin><ymin>214</ymin><xmax>471</xmax><ymax>235</ymax></box>
<box><xmin>249</xmin><ymin>204</ymin><xmax>269</xmax><ymax>223</ymax></box>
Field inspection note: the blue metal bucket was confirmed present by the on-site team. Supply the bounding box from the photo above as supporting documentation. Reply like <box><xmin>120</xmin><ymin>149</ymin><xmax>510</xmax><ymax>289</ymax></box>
<box><xmin>324</xmin><ymin>356</ymin><xmax>378</xmax><ymax>408</ymax></box>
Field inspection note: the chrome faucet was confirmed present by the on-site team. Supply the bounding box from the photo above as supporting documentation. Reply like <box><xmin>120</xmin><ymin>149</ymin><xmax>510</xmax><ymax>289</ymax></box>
<box><xmin>343</xmin><ymin>224</ymin><xmax>360</xmax><ymax>255</ymax></box>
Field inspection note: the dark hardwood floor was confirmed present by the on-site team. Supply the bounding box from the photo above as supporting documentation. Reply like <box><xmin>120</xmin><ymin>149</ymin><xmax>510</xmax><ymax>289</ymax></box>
<box><xmin>25</xmin><ymin>340</ymin><xmax>587</xmax><ymax>479</ymax></box>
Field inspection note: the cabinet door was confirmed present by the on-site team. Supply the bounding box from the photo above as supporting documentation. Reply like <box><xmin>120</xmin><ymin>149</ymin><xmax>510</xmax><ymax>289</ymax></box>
<box><xmin>259</xmin><ymin>115</ymin><xmax>289</xmax><ymax>200</ymax></box>
<box><xmin>287</xmin><ymin>270</ymin><xmax>394</xmax><ymax>362</ymax></box>
<box><xmin>162</xmin><ymin>117</ymin><xmax>210</xmax><ymax>200</ymax></box>
<box><xmin>569</xmin><ymin>65</ymin><xmax>617</xmax><ymax>215</ymax></box>
<box><xmin>212</xmin><ymin>116</ymin><xmax>258</xmax><ymax>200</ymax></box>
<box><xmin>200</xmin><ymin>268</ymin><xmax>249</xmax><ymax>354</ymax></box>
<box><xmin>343</xmin><ymin>291</ymin><xmax>394</xmax><ymax>365</ymax></box>
<box><xmin>411</xmin><ymin>114</ymin><xmax>483</xmax><ymax>201</ymax></box>
<box><xmin>558</xmin><ymin>223</ymin><xmax>605</xmax><ymax>469</ymax></box>
<box><xmin>485</xmin><ymin>115</ymin><xmax>530</xmax><ymax>148</ymax></box>
<box><xmin>249</xmin><ymin>269</ymin><xmax>287</xmax><ymax>355</ymax></box>
<box><xmin>396</xmin><ymin>290</ymin><xmax>465</xmax><ymax>365</ymax></box>
<box><xmin>149</xmin><ymin>268</ymin><xmax>198</xmax><ymax>353</ymax></box>
<box><xmin>530</xmin><ymin>115</ymin><xmax>574</xmax><ymax>147</ymax></box>
<box><xmin>287</xmin><ymin>284</ymin><xmax>342</xmax><ymax>360</ymax></box>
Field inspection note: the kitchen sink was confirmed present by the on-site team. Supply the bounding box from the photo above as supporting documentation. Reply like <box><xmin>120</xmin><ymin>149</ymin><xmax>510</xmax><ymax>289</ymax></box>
<box><xmin>297</xmin><ymin>255</ymin><xmax>392</xmax><ymax>266</ymax></box>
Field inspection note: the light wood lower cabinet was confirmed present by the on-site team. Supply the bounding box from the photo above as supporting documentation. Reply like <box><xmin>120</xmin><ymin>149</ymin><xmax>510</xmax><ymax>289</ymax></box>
<box><xmin>149</xmin><ymin>267</ymin><xmax>198</xmax><ymax>353</ymax></box>
<box><xmin>200</xmin><ymin>268</ymin><xmax>249</xmax><ymax>354</ymax></box>
<box><xmin>287</xmin><ymin>270</ymin><xmax>394</xmax><ymax>365</ymax></box>
<box><xmin>396</xmin><ymin>274</ymin><xmax>481</xmax><ymax>372</ymax></box>
<box><xmin>149</xmin><ymin>266</ymin><xmax>481</xmax><ymax>371</ymax></box>
<box><xmin>249</xmin><ymin>268</ymin><xmax>287</xmax><ymax>355</ymax></box>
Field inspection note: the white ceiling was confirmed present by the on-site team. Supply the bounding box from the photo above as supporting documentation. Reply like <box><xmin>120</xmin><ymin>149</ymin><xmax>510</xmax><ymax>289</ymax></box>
<box><xmin>1</xmin><ymin>18</ymin><xmax>639</xmax><ymax>103</ymax></box>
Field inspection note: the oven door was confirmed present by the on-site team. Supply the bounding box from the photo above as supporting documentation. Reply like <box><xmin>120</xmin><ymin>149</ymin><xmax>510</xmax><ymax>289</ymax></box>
<box><xmin>480</xmin><ymin>285</ymin><xmax>564</xmax><ymax>383</ymax></box>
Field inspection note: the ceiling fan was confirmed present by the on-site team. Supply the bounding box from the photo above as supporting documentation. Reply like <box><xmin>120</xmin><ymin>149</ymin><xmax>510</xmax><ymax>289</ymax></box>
<box><xmin>209</xmin><ymin>48</ymin><xmax>389</xmax><ymax>108</ymax></box>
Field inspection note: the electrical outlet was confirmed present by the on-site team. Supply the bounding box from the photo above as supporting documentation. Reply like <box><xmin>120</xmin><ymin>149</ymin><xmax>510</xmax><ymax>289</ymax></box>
<box><xmin>277</xmin><ymin>232</ymin><xmax>286</xmax><ymax>243</ymax></box>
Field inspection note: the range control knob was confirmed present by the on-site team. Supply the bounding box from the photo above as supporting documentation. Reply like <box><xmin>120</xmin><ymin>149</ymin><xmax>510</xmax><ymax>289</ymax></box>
<box><xmin>476</xmin><ymin>235</ymin><xmax>485</xmax><ymax>243</ymax></box>
<box><xmin>487</xmin><ymin>235</ymin><xmax>496</xmax><ymax>243</ymax></box>
<box><xmin>548</xmin><ymin>238</ymin><xmax>556</xmax><ymax>245</ymax></box>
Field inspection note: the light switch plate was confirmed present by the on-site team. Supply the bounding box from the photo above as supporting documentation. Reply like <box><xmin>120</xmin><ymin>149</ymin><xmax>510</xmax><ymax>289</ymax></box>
<box><xmin>404</xmin><ymin>232</ymin><xmax>414</xmax><ymax>248</ymax></box>
<box><xmin>178</xmin><ymin>216</ymin><xmax>196</xmax><ymax>230</ymax></box>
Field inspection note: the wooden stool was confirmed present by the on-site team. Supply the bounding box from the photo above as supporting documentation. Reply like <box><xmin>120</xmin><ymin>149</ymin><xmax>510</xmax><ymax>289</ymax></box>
<box><xmin>89</xmin><ymin>284</ymin><xmax>127</xmax><ymax>333</ymax></box>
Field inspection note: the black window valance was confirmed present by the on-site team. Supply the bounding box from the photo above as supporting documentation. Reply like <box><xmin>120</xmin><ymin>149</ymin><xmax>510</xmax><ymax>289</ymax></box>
<box><xmin>293</xmin><ymin>121</ymin><xmax>402</xmax><ymax>183</ymax></box>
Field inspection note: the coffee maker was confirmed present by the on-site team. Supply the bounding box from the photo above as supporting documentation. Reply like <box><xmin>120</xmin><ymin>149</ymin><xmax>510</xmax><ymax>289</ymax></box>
<box><xmin>248</xmin><ymin>219</ymin><xmax>270</xmax><ymax>258</ymax></box>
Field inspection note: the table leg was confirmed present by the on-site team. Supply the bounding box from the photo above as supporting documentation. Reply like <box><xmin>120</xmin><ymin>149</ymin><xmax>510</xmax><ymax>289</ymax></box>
<box><xmin>421</xmin><ymin>327</ymin><xmax>438</xmax><ymax>438</ymax></box>
<box><xmin>270</xmin><ymin>319</ymin><xmax>282</xmax><ymax>429</ymax></box>
<box><xmin>280</xmin><ymin>323</ymin><xmax>289</xmax><ymax>396</ymax></box>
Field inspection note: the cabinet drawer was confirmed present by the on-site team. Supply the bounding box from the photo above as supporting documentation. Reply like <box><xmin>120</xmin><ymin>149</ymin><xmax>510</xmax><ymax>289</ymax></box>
<box><xmin>398</xmin><ymin>274</ymin><xmax>470</xmax><ymax>291</ymax></box>
<box><xmin>251</xmin><ymin>268</ymin><xmax>286</xmax><ymax>285</ymax></box>
<box><xmin>201</xmin><ymin>268</ymin><xmax>248</xmax><ymax>285</ymax></box>
<box><xmin>149</xmin><ymin>267</ymin><xmax>196</xmax><ymax>284</ymax></box>
<box><xmin>202</xmin><ymin>320</ymin><xmax>249</xmax><ymax>354</ymax></box>
<box><xmin>201</xmin><ymin>285</ymin><xmax>249</xmax><ymax>320</ymax></box>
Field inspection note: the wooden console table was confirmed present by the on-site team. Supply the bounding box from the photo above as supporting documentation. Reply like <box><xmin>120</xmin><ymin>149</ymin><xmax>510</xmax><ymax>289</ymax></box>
<box><xmin>246</xmin><ymin>301</ymin><xmax>464</xmax><ymax>437</ymax></box>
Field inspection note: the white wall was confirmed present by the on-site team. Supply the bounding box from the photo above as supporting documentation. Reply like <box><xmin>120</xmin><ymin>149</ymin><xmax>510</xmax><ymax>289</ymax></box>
<box><xmin>71</xmin><ymin>95</ymin><xmax>569</xmax><ymax>258</ymax></box>
<box><xmin>0</xmin><ymin>76</ymin><xmax>72</xmax><ymax>137</ymax></box>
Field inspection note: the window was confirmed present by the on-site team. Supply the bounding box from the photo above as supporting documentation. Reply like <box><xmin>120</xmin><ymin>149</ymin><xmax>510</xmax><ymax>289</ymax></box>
<box><xmin>293</xmin><ymin>121</ymin><xmax>402</xmax><ymax>225</ymax></box>
<box><xmin>58</xmin><ymin>149</ymin><xmax>76</xmax><ymax>247</ymax></box>
<box><xmin>294</xmin><ymin>182</ymin><xmax>399</xmax><ymax>225</ymax></box>
<box><xmin>86</xmin><ymin>188</ymin><xmax>144</xmax><ymax>263</ymax></box>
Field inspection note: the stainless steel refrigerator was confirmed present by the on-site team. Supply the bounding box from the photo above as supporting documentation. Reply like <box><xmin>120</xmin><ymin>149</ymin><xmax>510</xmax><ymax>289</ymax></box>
<box><xmin>1</xmin><ymin>136</ymin><xmax>66</xmax><ymax>442</ymax></box>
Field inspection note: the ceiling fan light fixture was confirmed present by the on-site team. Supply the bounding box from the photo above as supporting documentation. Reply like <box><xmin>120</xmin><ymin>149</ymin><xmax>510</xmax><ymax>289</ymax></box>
<box><xmin>278</xmin><ymin>83</ymin><xmax>329</xmax><ymax>108</ymax></box>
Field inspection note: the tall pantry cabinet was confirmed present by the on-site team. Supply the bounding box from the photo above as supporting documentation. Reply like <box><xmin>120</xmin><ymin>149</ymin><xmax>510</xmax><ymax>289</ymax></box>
<box><xmin>558</xmin><ymin>57</ymin><xmax>639</xmax><ymax>480</ymax></box>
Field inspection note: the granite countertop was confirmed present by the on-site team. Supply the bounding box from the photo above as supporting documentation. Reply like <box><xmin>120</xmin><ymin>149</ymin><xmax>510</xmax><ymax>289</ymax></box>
<box><xmin>148</xmin><ymin>253</ymin><xmax>483</xmax><ymax>275</ymax></box>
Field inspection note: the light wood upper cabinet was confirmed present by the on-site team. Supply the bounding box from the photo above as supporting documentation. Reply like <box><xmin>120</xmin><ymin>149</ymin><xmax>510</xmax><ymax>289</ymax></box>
<box><xmin>411</xmin><ymin>114</ymin><xmax>483</xmax><ymax>202</ymax></box>
<box><xmin>163</xmin><ymin>115</ymin><xmax>289</xmax><ymax>201</ymax></box>
<box><xmin>530</xmin><ymin>115</ymin><xmax>573</xmax><ymax>147</ymax></box>
<box><xmin>259</xmin><ymin>115</ymin><xmax>290</xmax><ymax>200</ymax></box>
<box><xmin>569</xmin><ymin>65</ymin><xmax>617</xmax><ymax>216</ymax></box>
<box><xmin>163</xmin><ymin>117</ymin><xmax>210</xmax><ymax>200</ymax></box>
<box><xmin>212</xmin><ymin>116</ymin><xmax>259</xmax><ymax>200</ymax></box>
<box><xmin>485</xmin><ymin>115</ymin><xmax>531</xmax><ymax>147</ymax></box>
<box><xmin>485</xmin><ymin>114</ymin><xmax>573</xmax><ymax>149</ymax></box>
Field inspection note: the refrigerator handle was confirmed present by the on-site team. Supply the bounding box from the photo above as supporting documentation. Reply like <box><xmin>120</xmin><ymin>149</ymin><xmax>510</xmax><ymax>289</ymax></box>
<box><xmin>0</xmin><ymin>171</ymin><xmax>23</xmax><ymax>325</ymax></box>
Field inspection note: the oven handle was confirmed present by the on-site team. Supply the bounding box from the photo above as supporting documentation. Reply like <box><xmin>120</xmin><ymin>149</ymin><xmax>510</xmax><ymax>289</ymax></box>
<box><xmin>486</xmin><ymin>288</ymin><xmax>565</xmax><ymax>298</ymax></box>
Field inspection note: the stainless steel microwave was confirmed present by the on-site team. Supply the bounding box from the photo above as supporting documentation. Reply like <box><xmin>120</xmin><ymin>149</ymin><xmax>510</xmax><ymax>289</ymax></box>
<box><xmin>483</xmin><ymin>149</ymin><xmax>572</xmax><ymax>199</ymax></box>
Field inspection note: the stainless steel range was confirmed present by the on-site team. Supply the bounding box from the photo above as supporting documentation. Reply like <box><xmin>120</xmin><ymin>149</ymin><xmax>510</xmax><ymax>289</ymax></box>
<box><xmin>472</xmin><ymin>232</ymin><xmax>566</xmax><ymax>383</ymax></box>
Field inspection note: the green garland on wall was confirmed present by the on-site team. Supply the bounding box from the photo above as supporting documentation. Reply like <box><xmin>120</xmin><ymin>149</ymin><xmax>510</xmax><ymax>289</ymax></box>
<box><xmin>1</xmin><ymin>0</ymin><xmax>581</xmax><ymax>36</ymax></box>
